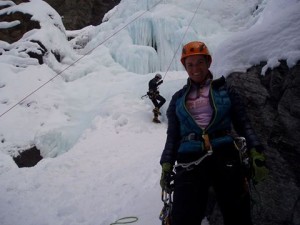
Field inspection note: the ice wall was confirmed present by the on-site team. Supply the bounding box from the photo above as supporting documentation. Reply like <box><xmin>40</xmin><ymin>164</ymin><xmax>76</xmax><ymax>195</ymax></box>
<box><xmin>93</xmin><ymin>0</ymin><xmax>264</xmax><ymax>74</ymax></box>
<box><xmin>80</xmin><ymin>0</ymin><xmax>267</xmax><ymax>74</ymax></box>
<box><xmin>100</xmin><ymin>1</ymin><xmax>199</xmax><ymax>74</ymax></box>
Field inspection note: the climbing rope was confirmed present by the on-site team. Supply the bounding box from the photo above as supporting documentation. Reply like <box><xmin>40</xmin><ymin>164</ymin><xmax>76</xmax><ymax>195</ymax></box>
<box><xmin>162</xmin><ymin>0</ymin><xmax>205</xmax><ymax>80</ymax></box>
<box><xmin>0</xmin><ymin>0</ymin><xmax>163</xmax><ymax>119</ymax></box>
<box><xmin>110</xmin><ymin>216</ymin><xmax>138</xmax><ymax>225</ymax></box>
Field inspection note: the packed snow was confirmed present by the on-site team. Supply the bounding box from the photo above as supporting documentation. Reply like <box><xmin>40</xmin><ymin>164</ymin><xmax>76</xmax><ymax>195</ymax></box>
<box><xmin>0</xmin><ymin>0</ymin><xmax>299</xmax><ymax>224</ymax></box>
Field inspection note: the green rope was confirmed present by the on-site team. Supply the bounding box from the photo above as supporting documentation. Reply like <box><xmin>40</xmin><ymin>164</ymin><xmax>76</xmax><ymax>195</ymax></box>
<box><xmin>110</xmin><ymin>216</ymin><xmax>138</xmax><ymax>225</ymax></box>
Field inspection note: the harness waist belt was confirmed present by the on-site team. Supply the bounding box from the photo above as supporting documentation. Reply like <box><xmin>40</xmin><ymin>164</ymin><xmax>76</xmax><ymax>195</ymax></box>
<box><xmin>181</xmin><ymin>130</ymin><xmax>229</xmax><ymax>142</ymax></box>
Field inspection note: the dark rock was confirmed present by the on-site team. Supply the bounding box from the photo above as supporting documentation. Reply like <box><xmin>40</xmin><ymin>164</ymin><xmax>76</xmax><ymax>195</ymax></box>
<box><xmin>43</xmin><ymin>0</ymin><xmax>121</xmax><ymax>30</ymax></box>
<box><xmin>27</xmin><ymin>40</ymin><xmax>48</xmax><ymax>64</ymax></box>
<box><xmin>224</xmin><ymin>60</ymin><xmax>300</xmax><ymax>225</ymax></box>
<box><xmin>2</xmin><ymin>0</ymin><xmax>122</xmax><ymax>41</ymax></box>
<box><xmin>0</xmin><ymin>2</ymin><xmax>65</xmax><ymax>65</ymax></box>
<box><xmin>0</xmin><ymin>12</ymin><xmax>40</xmax><ymax>44</ymax></box>
<box><xmin>12</xmin><ymin>0</ymin><xmax>30</xmax><ymax>4</ymax></box>
<box><xmin>0</xmin><ymin>1</ymin><xmax>15</xmax><ymax>10</ymax></box>
<box><xmin>13</xmin><ymin>146</ymin><xmax>43</xmax><ymax>168</ymax></box>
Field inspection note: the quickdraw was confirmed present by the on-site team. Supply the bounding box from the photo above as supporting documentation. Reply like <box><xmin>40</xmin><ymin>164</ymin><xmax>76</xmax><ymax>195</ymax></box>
<box><xmin>234</xmin><ymin>137</ymin><xmax>250</xmax><ymax>170</ymax></box>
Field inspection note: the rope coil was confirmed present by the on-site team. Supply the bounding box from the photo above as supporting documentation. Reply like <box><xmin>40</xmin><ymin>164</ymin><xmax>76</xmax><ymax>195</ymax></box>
<box><xmin>110</xmin><ymin>216</ymin><xmax>138</xmax><ymax>225</ymax></box>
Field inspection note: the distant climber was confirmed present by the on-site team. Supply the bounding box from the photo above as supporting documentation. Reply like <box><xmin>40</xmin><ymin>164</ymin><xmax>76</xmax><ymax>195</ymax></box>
<box><xmin>148</xmin><ymin>73</ymin><xmax>166</xmax><ymax>123</ymax></box>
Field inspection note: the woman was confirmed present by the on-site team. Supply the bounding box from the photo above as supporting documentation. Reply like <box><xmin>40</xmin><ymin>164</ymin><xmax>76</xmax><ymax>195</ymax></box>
<box><xmin>159</xmin><ymin>41</ymin><xmax>268</xmax><ymax>225</ymax></box>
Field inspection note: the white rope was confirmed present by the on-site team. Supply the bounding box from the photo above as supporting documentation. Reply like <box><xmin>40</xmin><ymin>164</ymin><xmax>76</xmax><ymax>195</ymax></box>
<box><xmin>163</xmin><ymin>0</ymin><xmax>205</xmax><ymax>80</ymax></box>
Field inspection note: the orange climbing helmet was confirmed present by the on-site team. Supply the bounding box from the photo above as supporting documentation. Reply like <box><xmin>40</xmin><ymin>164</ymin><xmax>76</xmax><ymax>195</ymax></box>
<box><xmin>180</xmin><ymin>41</ymin><xmax>211</xmax><ymax>65</ymax></box>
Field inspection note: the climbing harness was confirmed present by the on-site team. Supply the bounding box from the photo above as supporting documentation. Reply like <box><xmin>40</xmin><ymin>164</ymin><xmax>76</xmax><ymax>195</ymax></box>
<box><xmin>175</xmin><ymin>136</ymin><xmax>249</xmax><ymax>171</ymax></box>
<box><xmin>110</xmin><ymin>216</ymin><xmax>138</xmax><ymax>225</ymax></box>
<box><xmin>159</xmin><ymin>190</ymin><xmax>173</xmax><ymax>225</ymax></box>
<box><xmin>175</xmin><ymin>132</ymin><xmax>214</xmax><ymax>171</ymax></box>
<box><xmin>141</xmin><ymin>93</ymin><xmax>149</xmax><ymax>99</ymax></box>
<box><xmin>141</xmin><ymin>90</ymin><xmax>159</xmax><ymax>100</ymax></box>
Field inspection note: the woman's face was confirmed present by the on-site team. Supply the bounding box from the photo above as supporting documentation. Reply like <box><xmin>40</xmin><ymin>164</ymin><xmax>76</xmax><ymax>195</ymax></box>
<box><xmin>185</xmin><ymin>55</ymin><xmax>210</xmax><ymax>84</ymax></box>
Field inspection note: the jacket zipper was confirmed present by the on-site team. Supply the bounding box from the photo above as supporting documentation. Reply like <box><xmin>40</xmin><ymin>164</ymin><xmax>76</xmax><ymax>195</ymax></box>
<box><xmin>203</xmin><ymin>81</ymin><xmax>217</xmax><ymax>136</ymax></box>
<box><xmin>183</xmin><ymin>79</ymin><xmax>201</xmax><ymax>131</ymax></box>
<box><xmin>183</xmin><ymin>80</ymin><xmax>218</xmax><ymax>139</ymax></box>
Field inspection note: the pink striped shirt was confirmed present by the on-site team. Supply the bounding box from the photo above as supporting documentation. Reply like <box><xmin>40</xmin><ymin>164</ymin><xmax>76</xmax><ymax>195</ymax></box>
<box><xmin>186</xmin><ymin>80</ymin><xmax>213</xmax><ymax>129</ymax></box>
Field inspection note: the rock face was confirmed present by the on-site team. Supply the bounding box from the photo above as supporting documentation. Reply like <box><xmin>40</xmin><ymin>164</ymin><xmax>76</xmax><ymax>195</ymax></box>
<box><xmin>10</xmin><ymin>0</ymin><xmax>121</xmax><ymax>30</ymax></box>
<box><xmin>0</xmin><ymin>12</ymin><xmax>40</xmax><ymax>44</ymax></box>
<box><xmin>0</xmin><ymin>1</ymin><xmax>66</xmax><ymax>65</ymax></box>
<box><xmin>42</xmin><ymin>0</ymin><xmax>121</xmax><ymax>30</ymax></box>
<box><xmin>209</xmin><ymin>61</ymin><xmax>300</xmax><ymax>225</ymax></box>
<box><xmin>1</xmin><ymin>0</ymin><xmax>121</xmax><ymax>43</ymax></box>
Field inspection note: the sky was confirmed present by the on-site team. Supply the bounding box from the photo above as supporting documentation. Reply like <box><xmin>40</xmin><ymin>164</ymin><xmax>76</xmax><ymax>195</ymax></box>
<box><xmin>0</xmin><ymin>0</ymin><xmax>299</xmax><ymax>224</ymax></box>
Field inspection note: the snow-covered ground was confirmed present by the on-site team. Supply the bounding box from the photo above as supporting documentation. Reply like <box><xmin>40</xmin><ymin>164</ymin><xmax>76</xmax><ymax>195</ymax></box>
<box><xmin>0</xmin><ymin>0</ymin><xmax>299</xmax><ymax>224</ymax></box>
